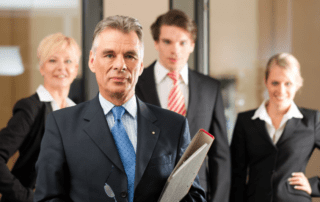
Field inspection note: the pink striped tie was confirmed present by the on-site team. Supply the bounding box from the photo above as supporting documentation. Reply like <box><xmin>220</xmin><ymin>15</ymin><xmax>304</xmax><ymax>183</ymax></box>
<box><xmin>167</xmin><ymin>71</ymin><xmax>187</xmax><ymax>116</ymax></box>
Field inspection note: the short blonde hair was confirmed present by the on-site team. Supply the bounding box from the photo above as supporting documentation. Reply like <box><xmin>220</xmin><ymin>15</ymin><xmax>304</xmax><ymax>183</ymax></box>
<box><xmin>265</xmin><ymin>53</ymin><xmax>303</xmax><ymax>89</ymax></box>
<box><xmin>37</xmin><ymin>32</ymin><xmax>81</xmax><ymax>67</ymax></box>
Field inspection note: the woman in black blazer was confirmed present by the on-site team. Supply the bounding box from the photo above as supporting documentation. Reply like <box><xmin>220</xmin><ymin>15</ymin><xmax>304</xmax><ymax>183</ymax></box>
<box><xmin>0</xmin><ymin>33</ymin><xmax>81</xmax><ymax>202</ymax></box>
<box><xmin>230</xmin><ymin>53</ymin><xmax>320</xmax><ymax>202</ymax></box>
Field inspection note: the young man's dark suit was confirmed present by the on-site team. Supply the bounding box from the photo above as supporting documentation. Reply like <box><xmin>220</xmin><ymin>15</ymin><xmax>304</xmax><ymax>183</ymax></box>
<box><xmin>136</xmin><ymin>61</ymin><xmax>231</xmax><ymax>202</ymax></box>
<box><xmin>34</xmin><ymin>95</ymin><xmax>206</xmax><ymax>202</ymax></box>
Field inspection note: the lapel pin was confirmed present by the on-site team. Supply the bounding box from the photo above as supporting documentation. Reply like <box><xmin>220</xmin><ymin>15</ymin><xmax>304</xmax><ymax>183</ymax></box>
<box><xmin>152</xmin><ymin>131</ymin><xmax>155</xmax><ymax>135</ymax></box>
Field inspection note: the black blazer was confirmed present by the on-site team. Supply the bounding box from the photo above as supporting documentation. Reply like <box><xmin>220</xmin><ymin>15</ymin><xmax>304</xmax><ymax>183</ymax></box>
<box><xmin>34</xmin><ymin>95</ymin><xmax>206</xmax><ymax>202</ymax></box>
<box><xmin>0</xmin><ymin>93</ymin><xmax>52</xmax><ymax>202</ymax></box>
<box><xmin>135</xmin><ymin>62</ymin><xmax>230</xmax><ymax>202</ymax></box>
<box><xmin>230</xmin><ymin>107</ymin><xmax>320</xmax><ymax>202</ymax></box>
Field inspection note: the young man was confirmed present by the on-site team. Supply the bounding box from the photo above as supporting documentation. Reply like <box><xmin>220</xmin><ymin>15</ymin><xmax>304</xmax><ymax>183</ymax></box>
<box><xmin>136</xmin><ymin>9</ymin><xmax>230</xmax><ymax>202</ymax></box>
<box><xmin>34</xmin><ymin>15</ymin><xmax>206</xmax><ymax>202</ymax></box>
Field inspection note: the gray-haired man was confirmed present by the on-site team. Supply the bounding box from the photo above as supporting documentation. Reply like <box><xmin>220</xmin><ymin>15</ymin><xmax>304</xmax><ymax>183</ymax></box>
<box><xmin>34</xmin><ymin>15</ymin><xmax>206</xmax><ymax>202</ymax></box>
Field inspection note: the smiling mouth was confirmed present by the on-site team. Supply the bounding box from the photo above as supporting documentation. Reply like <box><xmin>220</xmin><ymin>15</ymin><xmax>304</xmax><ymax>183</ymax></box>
<box><xmin>274</xmin><ymin>96</ymin><xmax>286</xmax><ymax>100</ymax></box>
<box><xmin>57</xmin><ymin>75</ymin><xmax>67</xmax><ymax>78</ymax></box>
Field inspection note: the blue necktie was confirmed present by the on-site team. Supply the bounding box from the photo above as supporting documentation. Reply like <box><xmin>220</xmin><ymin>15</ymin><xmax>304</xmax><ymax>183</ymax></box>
<box><xmin>111</xmin><ymin>106</ymin><xmax>136</xmax><ymax>202</ymax></box>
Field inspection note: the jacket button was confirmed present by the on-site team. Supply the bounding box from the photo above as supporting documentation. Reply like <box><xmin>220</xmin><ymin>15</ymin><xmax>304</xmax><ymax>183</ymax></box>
<box><xmin>120</xmin><ymin>191</ymin><xmax>128</xmax><ymax>198</ymax></box>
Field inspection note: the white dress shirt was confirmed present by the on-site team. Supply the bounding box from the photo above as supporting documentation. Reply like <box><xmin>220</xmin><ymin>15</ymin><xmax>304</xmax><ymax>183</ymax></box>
<box><xmin>251</xmin><ymin>100</ymin><xmax>303</xmax><ymax>144</ymax></box>
<box><xmin>154</xmin><ymin>60</ymin><xmax>189</xmax><ymax>110</ymax></box>
<box><xmin>36</xmin><ymin>85</ymin><xmax>76</xmax><ymax>111</ymax></box>
<box><xmin>99</xmin><ymin>93</ymin><xmax>138</xmax><ymax>152</ymax></box>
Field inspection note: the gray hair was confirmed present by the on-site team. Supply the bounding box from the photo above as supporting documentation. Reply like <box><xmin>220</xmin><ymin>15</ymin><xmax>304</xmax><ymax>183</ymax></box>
<box><xmin>91</xmin><ymin>15</ymin><xmax>144</xmax><ymax>59</ymax></box>
<box><xmin>265</xmin><ymin>52</ymin><xmax>303</xmax><ymax>89</ymax></box>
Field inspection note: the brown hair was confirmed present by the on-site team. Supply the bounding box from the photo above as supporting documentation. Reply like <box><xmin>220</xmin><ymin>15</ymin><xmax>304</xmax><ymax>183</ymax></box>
<box><xmin>265</xmin><ymin>53</ymin><xmax>303</xmax><ymax>89</ymax></box>
<box><xmin>151</xmin><ymin>9</ymin><xmax>197</xmax><ymax>42</ymax></box>
<box><xmin>37</xmin><ymin>32</ymin><xmax>81</xmax><ymax>68</ymax></box>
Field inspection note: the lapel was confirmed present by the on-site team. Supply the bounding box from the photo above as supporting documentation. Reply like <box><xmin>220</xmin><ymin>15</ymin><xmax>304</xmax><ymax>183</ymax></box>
<box><xmin>34</xmin><ymin>93</ymin><xmax>52</xmax><ymax>125</ymax></box>
<box><xmin>276</xmin><ymin>118</ymin><xmax>300</xmax><ymax>147</ymax></box>
<box><xmin>186</xmin><ymin>70</ymin><xmax>201</xmax><ymax>122</ymax></box>
<box><xmin>277</xmin><ymin>107</ymin><xmax>310</xmax><ymax>146</ymax></box>
<box><xmin>44</xmin><ymin>102</ymin><xmax>52</xmax><ymax>116</ymax></box>
<box><xmin>43</xmin><ymin>102</ymin><xmax>52</xmax><ymax>126</ymax></box>
<box><xmin>136</xmin><ymin>62</ymin><xmax>161</xmax><ymax>106</ymax></box>
<box><xmin>253</xmin><ymin>118</ymin><xmax>275</xmax><ymax>147</ymax></box>
<box><xmin>82</xmin><ymin>95</ymin><xmax>124</xmax><ymax>173</ymax></box>
<box><xmin>134</xmin><ymin>98</ymin><xmax>160</xmax><ymax>189</ymax></box>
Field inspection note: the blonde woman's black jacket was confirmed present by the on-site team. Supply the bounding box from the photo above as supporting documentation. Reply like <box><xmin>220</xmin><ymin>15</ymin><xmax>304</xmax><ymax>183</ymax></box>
<box><xmin>230</xmin><ymin>108</ymin><xmax>320</xmax><ymax>202</ymax></box>
<box><xmin>0</xmin><ymin>93</ymin><xmax>52</xmax><ymax>202</ymax></box>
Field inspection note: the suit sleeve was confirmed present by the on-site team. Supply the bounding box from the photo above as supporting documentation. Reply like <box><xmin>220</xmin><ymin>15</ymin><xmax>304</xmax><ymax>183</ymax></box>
<box><xmin>178</xmin><ymin>119</ymin><xmax>207</xmax><ymax>202</ymax></box>
<box><xmin>0</xmin><ymin>98</ymin><xmax>37</xmax><ymax>202</ymax></box>
<box><xmin>309</xmin><ymin>110</ymin><xmax>320</xmax><ymax>197</ymax></box>
<box><xmin>229</xmin><ymin>115</ymin><xmax>248</xmax><ymax>202</ymax></box>
<box><xmin>207</xmin><ymin>84</ymin><xmax>231</xmax><ymax>202</ymax></box>
<box><xmin>34</xmin><ymin>113</ymin><xmax>70</xmax><ymax>202</ymax></box>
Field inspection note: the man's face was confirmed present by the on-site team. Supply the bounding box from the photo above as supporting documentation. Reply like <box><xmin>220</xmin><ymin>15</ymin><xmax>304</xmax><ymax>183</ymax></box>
<box><xmin>154</xmin><ymin>25</ymin><xmax>195</xmax><ymax>72</ymax></box>
<box><xmin>88</xmin><ymin>28</ymin><xmax>144</xmax><ymax>103</ymax></box>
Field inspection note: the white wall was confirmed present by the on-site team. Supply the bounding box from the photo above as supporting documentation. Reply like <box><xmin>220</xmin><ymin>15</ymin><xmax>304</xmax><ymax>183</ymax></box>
<box><xmin>103</xmin><ymin>0</ymin><xmax>169</xmax><ymax>67</ymax></box>
<box><xmin>210</xmin><ymin>0</ymin><xmax>259</xmax><ymax>112</ymax></box>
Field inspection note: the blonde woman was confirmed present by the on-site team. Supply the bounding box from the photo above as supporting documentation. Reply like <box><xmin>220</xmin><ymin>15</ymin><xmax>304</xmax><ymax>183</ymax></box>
<box><xmin>0</xmin><ymin>33</ymin><xmax>81</xmax><ymax>202</ymax></box>
<box><xmin>230</xmin><ymin>53</ymin><xmax>320</xmax><ymax>202</ymax></box>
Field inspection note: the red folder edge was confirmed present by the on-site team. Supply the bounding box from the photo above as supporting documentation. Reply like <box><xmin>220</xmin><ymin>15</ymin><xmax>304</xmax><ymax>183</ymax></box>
<box><xmin>200</xmin><ymin>129</ymin><xmax>215</xmax><ymax>140</ymax></box>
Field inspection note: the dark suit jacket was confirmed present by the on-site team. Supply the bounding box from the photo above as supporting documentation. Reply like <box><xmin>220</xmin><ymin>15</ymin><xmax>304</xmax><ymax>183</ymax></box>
<box><xmin>0</xmin><ymin>93</ymin><xmax>52</xmax><ymax>202</ymax></box>
<box><xmin>230</xmin><ymin>108</ymin><xmax>320</xmax><ymax>202</ymax></box>
<box><xmin>34</xmin><ymin>95</ymin><xmax>206</xmax><ymax>202</ymax></box>
<box><xmin>135</xmin><ymin>62</ymin><xmax>230</xmax><ymax>202</ymax></box>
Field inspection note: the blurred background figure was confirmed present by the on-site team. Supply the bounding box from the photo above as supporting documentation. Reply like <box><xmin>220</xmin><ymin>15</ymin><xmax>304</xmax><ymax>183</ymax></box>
<box><xmin>136</xmin><ymin>9</ymin><xmax>230</xmax><ymax>202</ymax></box>
<box><xmin>0</xmin><ymin>32</ymin><xmax>81</xmax><ymax>202</ymax></box>
<box><xmin>230</xmin><ymin>53</ymin><xmax>320</xmax><ymax>202</ymax></box>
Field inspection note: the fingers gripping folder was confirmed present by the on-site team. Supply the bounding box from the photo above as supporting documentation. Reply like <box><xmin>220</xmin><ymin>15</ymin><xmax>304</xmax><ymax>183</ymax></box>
<box><xmin>158</xmin><ymin>129</ymin><xmax>214</xmax><ymax>202</ymax></box>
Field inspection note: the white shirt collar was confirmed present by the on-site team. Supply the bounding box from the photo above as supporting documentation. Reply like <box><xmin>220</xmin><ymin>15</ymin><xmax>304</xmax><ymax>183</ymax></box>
<box><xmin>99</xmin><ymin>93</ymin><xmax>137</xmax><ymax>118</ymax></box>
<box><xmin>154</xmin><ymin>60</ymin><xmax>189</xmax><ymax>85</ymax></box>
<box><xmin>36</xmin><ymin>85</ymin><xmax>75</xmax><ymax>109</ymax></box>
<box><xmin>36</xmin><ymin>85</ymin><xmax>54</xmax><ymax>102</ymax></box>
<box><xmin>252</xmin><ymin>100</ymin><xmax>303</xmax><ymax>124</ymax></box>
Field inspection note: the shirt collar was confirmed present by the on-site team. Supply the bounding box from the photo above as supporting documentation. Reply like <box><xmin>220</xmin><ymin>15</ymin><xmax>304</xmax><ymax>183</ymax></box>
<box><xmin>252</xmin><ymin>100</ymin><xmax>303</xmax><ymax>123</ymax></box>
<box><xmin>36</xmin><ymin>85</ymin><xmax>54</xmax><ymax>102</ymax></box>
<box><xmin>154</xmin><ymin>60</ymin><xmax>189</xmax><ymax>85</ymax></box>
<box><xmin>284</xmin><ymin>101</ymin><xmax>303</xmax><ymax>119</ymax></box>
<box><xmin>36</xmin><ymin>85</ymin><xmax>75</xmax><ymax>107</ymax></box>
<box><xmin>251</xmin><ymin>100</ymin><xmax>272</xmax><ymax>124</ymax></box>
<box><xmin>99</xmin><ymin>93</ymin><xmax>137</xmax><ymax>118</ymax></box>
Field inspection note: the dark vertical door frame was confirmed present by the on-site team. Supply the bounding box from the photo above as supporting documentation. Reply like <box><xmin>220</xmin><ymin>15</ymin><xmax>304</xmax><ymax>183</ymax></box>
<box><xmin>195</xmin><ymin>0</ymin><xmax>209</xmax><ymax>75</ymax></box>
<box><xmin>81</xmin><ymin>0</ymin><xmax>103</xmax><ymax>101</ymax></box>
<box><xmin>169</xmin><ymin>0</ymin><xmax>173</xmax><ymax>9</ymax></box>
<box><xmin>170</xmin><ymin>0</ymin><xmax>210</xmax><ymax>75</ymax></box>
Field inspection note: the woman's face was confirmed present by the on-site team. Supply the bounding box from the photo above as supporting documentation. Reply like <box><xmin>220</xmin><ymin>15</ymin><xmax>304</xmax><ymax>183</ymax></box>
<box><xmin>265</xmin><ymin>64</ymin><xmax>299</xmax><ymax>110</ymax></box>
<box><xmin>40</xmin><ymin>47</ymin><xmax>79</xmax><ymax>90</ymax></box>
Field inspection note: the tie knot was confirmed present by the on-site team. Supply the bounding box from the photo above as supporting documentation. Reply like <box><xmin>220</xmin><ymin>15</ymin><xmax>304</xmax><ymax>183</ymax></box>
<box><xmin>111</xmin><ymin>106</ymin><xmax>125</xmax><ymax>121</ymax></box>
<box><xmin>167</xmin><ymin>71</ymin><xmax>180</xmax><ymax>82</ymax></box>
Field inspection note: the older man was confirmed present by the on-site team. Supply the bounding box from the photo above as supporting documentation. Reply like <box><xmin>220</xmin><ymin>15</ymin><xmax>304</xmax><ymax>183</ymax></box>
<box><xmin>34</xmin><ymin>15</ymin><xmax>206</xmax><ymax>202</ymax></box>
